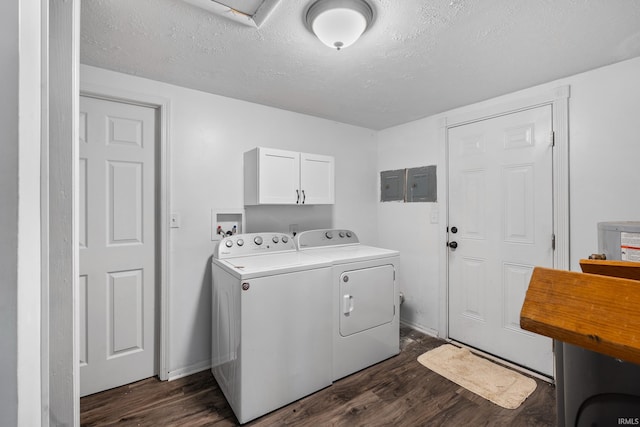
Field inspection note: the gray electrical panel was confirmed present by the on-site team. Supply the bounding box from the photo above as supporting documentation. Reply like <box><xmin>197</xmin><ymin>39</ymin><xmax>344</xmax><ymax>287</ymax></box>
<box><xmin>406</xmin><ymin>166</ymin><xmax>436</xmax><ymax>203</ymax></box>
<box><xmin>380</xmin><ymin>165</ymin><xmax>437</xmax><ymax>203</ymax></box>
<box><xmin>380</xmin><ymin>169</ymin><xmax>405</xmax><ymax>202</ymax></box>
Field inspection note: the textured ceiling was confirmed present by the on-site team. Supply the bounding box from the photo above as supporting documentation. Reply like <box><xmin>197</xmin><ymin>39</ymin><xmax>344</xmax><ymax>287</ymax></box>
<box><xmin>81</xmin><ymin>0</ymin><xmax>640</xmax><ymax>130</ymax></box>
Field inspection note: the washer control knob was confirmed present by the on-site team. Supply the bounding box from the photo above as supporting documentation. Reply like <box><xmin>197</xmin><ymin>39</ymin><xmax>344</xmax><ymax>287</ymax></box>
<box><xmin>236</xmin><ymin>239</ymin><xmax>244</xmax><ymax>246</ymax></box>
<box><xmin>339</xmin><ymin>231</ymin><xmax>345</xmax><ymax>238</ymax></box>
<box><xmin>282</xmin><ymin>236</ymin><xmax>289</xmax><ymax>243</ymax></box>
<box><xmin>325</xmin><ymin>231</ymin><xmax>333</xmax><ymax>239</ymax></box>
<box><xmin>225</xmin><ymin>240</ymin><xmax>233</xmax><ymax>248</ymax></box>
<box><xmin>346</xmin><ymin>231</ymin><xmax>352</xmax><ymax>238</ymax></box>
<box><xmin>272</xmin><ymin>236</ymin><xmax>279</xmax><ymax>244</ymax></box>
<box><xmin>254</xmin><ymin>236</ymin><xmax>263</xmax><ymax>245</ymax></box>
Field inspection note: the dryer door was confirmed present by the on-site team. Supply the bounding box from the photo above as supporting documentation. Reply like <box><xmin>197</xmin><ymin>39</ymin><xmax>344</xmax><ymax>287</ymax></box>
<box><xmin>340</xmin><ymin>265</ymin><xmax>395</xmax><ymax>337</ymax></box>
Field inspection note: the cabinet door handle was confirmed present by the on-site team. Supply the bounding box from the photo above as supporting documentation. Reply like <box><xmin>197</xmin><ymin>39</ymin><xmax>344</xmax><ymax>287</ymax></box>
<box><xmin>302</xmin><ymin>190</ymin><xmax>306</xmax><ymax>204</ymax></box>
<box><xmin>296</xmin><ymin>189</ymin><xmax>300</xmax><ymax>204</ymax></box>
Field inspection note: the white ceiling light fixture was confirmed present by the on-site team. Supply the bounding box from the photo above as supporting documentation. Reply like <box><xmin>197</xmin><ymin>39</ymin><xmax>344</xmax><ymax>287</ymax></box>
<box><xmin>305</xmin><ymin>0</ymin><xmax>374</xmax><ymax>50</ymax></box>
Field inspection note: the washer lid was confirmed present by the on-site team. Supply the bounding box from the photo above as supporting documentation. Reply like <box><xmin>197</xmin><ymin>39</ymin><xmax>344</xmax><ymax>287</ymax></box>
<box><xmin>214</xmin><ymin>251</ymin><xmax>331</xmax><ymax>279</ymax></box>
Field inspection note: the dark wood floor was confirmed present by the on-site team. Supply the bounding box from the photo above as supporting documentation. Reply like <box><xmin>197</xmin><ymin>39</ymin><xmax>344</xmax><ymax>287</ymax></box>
<box><xmin>81</xmin><ymin>326</ymin><xmax>557</xmax><ymax>426</ymax></box>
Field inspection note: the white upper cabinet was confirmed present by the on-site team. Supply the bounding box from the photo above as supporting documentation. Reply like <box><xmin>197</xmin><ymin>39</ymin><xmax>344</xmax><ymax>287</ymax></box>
<box><xmin>299</xmin><ymin>152</ymin><xmax>335</xmax><ymax>205</ymax></box>
<box><xmin>244</xmin><ymin>147</ymin><xmax>335</xmax><ymax>205</ymax></box>
<box><xmin>245</xmin><ymin>147</ymin><xmax>300</xmax><ymax>205</ymax></box>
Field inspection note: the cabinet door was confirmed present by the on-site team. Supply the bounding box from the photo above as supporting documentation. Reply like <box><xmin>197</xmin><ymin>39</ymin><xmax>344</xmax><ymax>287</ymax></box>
<box><xmin>258</xmin><ymin>148</ymin><xmax>300</xmax><ymax>204</ymax></box>
<box><xmin>300</xmin><ymin>152</ymin><xmax>335</xmax><ymax>204</ymax></box>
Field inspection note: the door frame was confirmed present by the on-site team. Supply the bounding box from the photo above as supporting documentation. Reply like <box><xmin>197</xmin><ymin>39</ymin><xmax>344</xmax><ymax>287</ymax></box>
<box><xmin>437</xmin><ymin>85</ymin><xmax>570</xmax><ymax>350</ymax></box>
<box><xmin>47</xmin><ymin>0</ymin><xmax>81</xmax><ymax>423</ymax></box>
<box><xmin>79</xmin><ymin>83</ymin><xmax>172</xmax><ymax>383</ymax></box>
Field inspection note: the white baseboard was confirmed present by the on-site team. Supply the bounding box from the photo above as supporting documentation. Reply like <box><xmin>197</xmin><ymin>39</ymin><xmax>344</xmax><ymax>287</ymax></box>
<box><xmin>167</xmin><ymin>359</ymin><xmax>212</xmax><ymax>381</ymax></box>
<box><xmin>400</xmin><ymin>319</ymin><xmax>439</xmax><ymax>338</ymax></box>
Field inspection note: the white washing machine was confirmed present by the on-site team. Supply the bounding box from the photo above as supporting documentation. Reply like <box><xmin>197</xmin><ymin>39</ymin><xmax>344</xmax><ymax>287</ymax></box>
<box><xmin>295</xmin><ymin>229</ymin><xmax>400</xmax><ymax>381</ymax></box>
<box><xmin>211</xmin><ymin>232</ymin><xmax>333</xmax><ymax>424</ymax></box>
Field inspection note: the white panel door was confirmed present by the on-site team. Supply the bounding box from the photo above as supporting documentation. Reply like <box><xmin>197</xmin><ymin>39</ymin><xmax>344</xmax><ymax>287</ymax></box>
<box><xmin>448</xmin><ymin>106</ymin><xmax>554</xmax><ymax>376</ymax></box>
<box><xmin>300</xmin><ymin>152</ymin><xmax>335</xmax><ymax>204</ymax></box>
<box><xmin>257</xmin><ymin>147</ymin><xmax>300</xmax><ymax>204</ymax></box>
<box><xmin>79</xmin><ymin>96</ymin><xmax>157</xmax><ymax>396</ymax></box>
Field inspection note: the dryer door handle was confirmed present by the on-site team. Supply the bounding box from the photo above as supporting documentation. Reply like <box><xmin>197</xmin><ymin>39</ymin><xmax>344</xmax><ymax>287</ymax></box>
<box><xmin>342</xmin><ymin>294</ymin><xmax>354</xmax><ymax>315</ymax></box>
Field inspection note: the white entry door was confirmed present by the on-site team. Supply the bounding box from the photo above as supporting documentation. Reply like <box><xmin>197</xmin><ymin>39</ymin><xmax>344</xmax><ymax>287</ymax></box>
<box><xmin>79</xmin><ymin>96</ymin><xmax>157</xmax><ymax>396</ymax></box>
<box><xmin>447</xmin><ymin>105</ymin><xmax>554</xmax><ymax>376</ymax></box>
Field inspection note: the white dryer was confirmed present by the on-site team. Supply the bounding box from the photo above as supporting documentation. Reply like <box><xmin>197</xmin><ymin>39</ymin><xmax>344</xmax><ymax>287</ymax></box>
<box><xmin>295</xmin><ymin>229</ymin><xmax>400</xmax><ymax>381</ymax></box>
<box><xmin>211</xmin><ymin>232</ymin><xmax>333</xmax><ymax>424</ymax></box>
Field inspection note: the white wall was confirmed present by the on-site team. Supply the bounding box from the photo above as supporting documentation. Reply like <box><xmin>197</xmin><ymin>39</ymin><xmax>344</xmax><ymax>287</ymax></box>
<box><xmin>378</xmin><ymin>56</ymin><xmax>640</xmax><ymax>335</ymax></box>
<box><xmin>1</xmin><ymin>0</ymin><xmax>43</xmax><ymax>425</ymax></box>
<box><xmin>567</xmin><ymin>57</ymin><xmax>640</xmax><ymax>267</ymax></box>
<box><xmin>17</xmin><ymin>0</ymin><xmax>42</xmax><ymax>424</ymax></box>
<box><xmin>81</xmin><ymin>65</ymin><xmax>379</xmax><ymax>377</ymax></box>
<box><xmin>377</xmin><ymin>118</ymin><xmax>442</xmax><ymax>335</ymax></box>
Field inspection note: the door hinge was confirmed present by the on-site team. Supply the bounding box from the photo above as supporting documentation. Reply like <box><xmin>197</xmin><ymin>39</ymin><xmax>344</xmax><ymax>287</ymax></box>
<box><xmin>550</xmin><ymin>131</ymin><xmax>555</xmax><ymax>147</ymax></box>
<box><xmin>552</xmin><ymin>234</ymin><xmax>556</xmax><ymax>251</ymax></box>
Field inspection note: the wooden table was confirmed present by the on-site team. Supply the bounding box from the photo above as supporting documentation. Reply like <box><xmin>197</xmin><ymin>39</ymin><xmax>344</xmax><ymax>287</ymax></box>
<box><xmin>520</xmin><ymin>260</ymin><xmax>640</xmax><ymax>365</ymax></box>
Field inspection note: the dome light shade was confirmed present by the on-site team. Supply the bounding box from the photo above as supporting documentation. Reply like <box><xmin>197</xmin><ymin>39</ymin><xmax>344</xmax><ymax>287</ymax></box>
<box><xmin>306</xmin><ymin>0</ymin><xmax>373</xmax><ymax>50</ymax></box>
